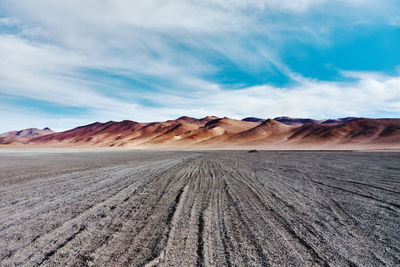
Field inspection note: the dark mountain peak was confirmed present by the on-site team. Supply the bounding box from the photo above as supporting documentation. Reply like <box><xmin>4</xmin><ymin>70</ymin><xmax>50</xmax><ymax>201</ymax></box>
<box><xmin>259</xmin><ymin>118</ymin><xmax>288</xmax><ymax>128</ymax></box>
<box><xmin>176</xmin><ymin>116</ymin><xmax>199</xmax><ymax>123</ymax></box>
<box><xmin>205</xmin><ymin>118</ymin><xmax>223</xmax><ymax>126</ymax></box>
<box><xmin>321</xmin><ymin>117</ymin><xmax>365</xmax><ymax>124</ymax></box>
<box><xmin>177</xmin><ymin>116</ymin><xmax>193</xmax><ymax>120</ymax></box>
<box><xmin>242</xmin><ymin>117</ymin><xmax>265</xmax><ymax>122</ymax></box>
<box><xmin>274</xmin><ymin>116</ymin><xmax>290</xmax><ymax>119</ymax></box>
<box><xmin>119</xmin><ymin>120</ymin><xmax>138</xmax><ymax>125</ymax></box>
<box><xmin>75</xmin><ymin>122</ymin><xmax>103</xmax><ymax>129</ymax></box>
<box><xmin>199</xmin><ymin>116</ymin><xmax>219</xmax><ymax>123</ymax></box>
<box><xmin>274</xmin><ymin>116</ymin><xmax>319</xmax><ymax>125</ymax></box>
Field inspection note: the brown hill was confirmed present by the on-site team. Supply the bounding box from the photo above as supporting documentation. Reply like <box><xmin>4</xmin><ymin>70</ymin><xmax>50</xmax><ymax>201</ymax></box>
<box><xmin>7</xmin><ymin>117</ymin><xmax>400</xmax><ymax>150</ymax></box>
<box><xmin>289</xmin><ymin>119</ymin><xmax>400</xmax><ymax>147</ymax></box>
<box><xmin>0</xmin><ymin>127</ymin><xmax>53</xmax><ymax>139</ymax></box>
<box><xmin>229</xmin><ymin>119</ymin><xmax>294</xmax><ymax>144</ymax></box>
<box><xmin>29</xmin><ymin>121</ymin><xmax>142</xmax><ymax>146</ymax></box>
<box><xmin>126</xmin><ymin>117</ymin><xmax>207</xmax><ymax>147</ymax></box>
<box><xmin>0</xmin><ymin>137</ymin><xmax>19</xmax><ymax>145</ymax></box>
<box><xmin>0</xmin><ymin>127</ymin><xmax>54</xmax><ymax>145</ymax></box>
<box><xmin>28</xmin><ymin>116</ymin><xmax>225</xmax><ymax>148</ymax></box>
<box><xmin>181</xmin><ymin>117</ymin><xmax>260</xmax><ymax>147</ymax></box>
<box><xmin>273</xmin><ymin>116</ymin><xmax>364</xmax><ymax>125</ymax></box>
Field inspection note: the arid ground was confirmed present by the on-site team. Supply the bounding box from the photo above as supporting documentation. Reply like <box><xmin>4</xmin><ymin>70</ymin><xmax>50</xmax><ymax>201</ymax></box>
<box><xmin>0</xmin><ymin>150</ymin><xmax>399</xmax><ymax>266</ymax></box>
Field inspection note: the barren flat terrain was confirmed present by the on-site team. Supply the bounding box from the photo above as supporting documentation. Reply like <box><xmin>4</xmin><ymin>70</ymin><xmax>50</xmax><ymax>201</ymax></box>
<box><xmin>0</xmin><ymin>150</ymin><xmax>399</xmax><ymax>266</ymax></box>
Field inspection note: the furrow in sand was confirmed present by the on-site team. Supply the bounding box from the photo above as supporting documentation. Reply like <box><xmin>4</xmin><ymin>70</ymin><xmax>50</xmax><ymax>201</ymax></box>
<box><xmin>144</xmin><ymin>185</ymin><xmax>187</xmax><ymax>266</ymax></box>
<box><xmin>0</xmin><ymin>150</ymin><xmax>399</xmax><ymax>266</ymax></box>
<box><xmin>2</xmin><ymin>157</ymin><xmax>196</xmax><ymax>266</ymax></box>
<box><xmin>145</xmin><ymin>158</ymin><xmax>213</xmax><ymax>267</ymax></box>
<box><xmin>311</xmin><ymin>180</ymin><xmax>400</xmax><ymax>210</ymax></box>
<box><xmin>218</xmin><ymin>158</ymin><xmax>336</xmax><ymax>266</ymax></box>
<box><xmin>85</xmin><ymin>158</ymin><xmax>198</xmax><ymax>266</ymax></box>
<box><xmin>196</xmin><ymin>211</ymin><xmax>205</xmax><ymax>267</ymax></box>
<box><xmin>223</xmin><ymin>181</ymin><xmax>270</xmax><ymax>266</ymax></box>
<box><xmin>36</xmin><ymin>226</ymin><xmax>86</xmax><ymax>266</ymax></box>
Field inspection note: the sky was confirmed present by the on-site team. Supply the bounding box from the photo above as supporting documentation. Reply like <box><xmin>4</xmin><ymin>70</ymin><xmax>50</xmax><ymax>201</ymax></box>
<box><xmin>0</xmin><ymin>0</ymin><xmax>400</xmax><ymax>132</ymax></box>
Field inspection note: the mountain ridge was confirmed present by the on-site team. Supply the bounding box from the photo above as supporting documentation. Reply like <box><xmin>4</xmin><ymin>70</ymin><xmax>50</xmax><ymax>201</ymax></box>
<box><xmin>1</xmin><ymin>117</ymin><xmax>399</xmax><ymax>150</ymax></box>
<box><xmin>0</xmin><ymin>127</ymin><xmax>54</xmax><ymax>145</ymax></box>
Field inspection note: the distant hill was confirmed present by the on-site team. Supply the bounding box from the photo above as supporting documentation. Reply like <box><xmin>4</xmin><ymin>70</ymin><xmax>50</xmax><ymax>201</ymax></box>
<box><xmin>273</xmin><ymin>116</ymin><xmax>321</xmax><ymax>125</ymax></box>
<box><xmin>272</xmin><ymin>116</ymin><xmax>366</xmax><ymax>125</ymax></box>
<box><xmin>321</xmin><ymin>117</ymin><xmax>365</xmax><ymax>124</ymax></box>
<box><xmin>0</xmin><ymin>127</ymin><xmax>53</xmax><ymax>138</ymax></box>
<box><xmin>230</xmin><ymin>119</ymin><xmax>294</xmax><ymax>142</ymax></box>
<box><xmin>2</xmin><ymin>117</ymin><xmax>399</xmax><ymax>150</ymax></box>
<box><xmin>242</xmin><ymin>117</ymin><xmax>265</xmax><ymax>122</ymax></box>
<box><xmin>289</xmin><ymin>119</ymin><xmax>400</xmax><ymax>144</ymax></box>
<box><xmin>0</xmin><ymin>127</ymin><xmax>53</xmax><ymax>144</ymax></box>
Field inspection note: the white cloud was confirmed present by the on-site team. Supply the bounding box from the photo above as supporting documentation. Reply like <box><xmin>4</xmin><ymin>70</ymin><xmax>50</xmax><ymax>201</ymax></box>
<box><xmin>0</xmin><ymin>35</ymin><xmax>129</xmax><ymax>109</ymax></box>
<box><xmin>141</xmin><ymin>72</ymin><xmax>400</xmax><ymax>120</ymax></box>
<box><xmin>0</xmin><ymin>0</ymin><xmax>399</xmax><ymax>132</ymax></box>
<box><xmin>0</xmin><ymin>17</ymin><xmax>20</xmax><ymax>26</ymax></box>
<box><xmin>0</xmin><ymin>106</ymin><xmax>93</xmax><ymax>133</ymax></box>
<box><xmin>1</xmin><ymin>66</ymin><xmax>400</xmax><ymax>133</ymax></box>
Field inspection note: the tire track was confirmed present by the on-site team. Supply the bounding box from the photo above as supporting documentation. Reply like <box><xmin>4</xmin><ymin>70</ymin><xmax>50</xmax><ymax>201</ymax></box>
<box><xmin>145</xmin><ymin>185</ymin><xmax>187</xmax><ymax>266</ymax></box>
<box><xmin>223</xmin><ymin>181</ymin><xmax>270</xmax><ymax>266</ymax></box>
<box><xmin>196</xmin><ymin>211</ymin><xmax>205</xmax><ymax>267</ymax></box>
<box><xmin>1</xmin><ymin>150</ymin><xmax>399</xmax><ymax>266</ymax></box>
<box><xmin>36</xmin><ymin>225</ymin><xmax>86</xmax><ymax>266</ymax></box>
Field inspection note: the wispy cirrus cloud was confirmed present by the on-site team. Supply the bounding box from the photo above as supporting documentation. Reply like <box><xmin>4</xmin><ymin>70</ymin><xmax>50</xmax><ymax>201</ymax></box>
<box><xmin>137</xmin><ymin>71</ymin><xmax>400</xmax><ymax>119</ymax></box>
<box><xmin>0</xmin><ymin>0</ymin><xmax>399</xmax><ymax>132</ymax></box>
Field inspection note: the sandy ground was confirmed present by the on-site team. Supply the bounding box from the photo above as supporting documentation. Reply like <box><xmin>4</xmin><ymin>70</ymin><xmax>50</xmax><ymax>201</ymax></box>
<box><xmin>0</xmin><ymin>150</ymin><xmax>399</xmax><ymax>266</ymax></box>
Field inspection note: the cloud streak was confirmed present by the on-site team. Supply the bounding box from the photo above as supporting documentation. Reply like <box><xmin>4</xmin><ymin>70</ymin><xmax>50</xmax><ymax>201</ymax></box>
<box><xmin>0</xmin><ymin>0</ymin><xmax>399</xmax><ymax>132</ymax></box>
<box><xmin>139</xmin><ymin>71</ymin><xmax>400</xmax><ymax>119</ymax></box>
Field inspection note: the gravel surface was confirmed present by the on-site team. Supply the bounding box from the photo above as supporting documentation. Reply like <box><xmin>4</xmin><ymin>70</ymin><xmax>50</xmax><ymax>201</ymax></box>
<box><xmin>0</xmin><ymin>150</ymin><xmax>399</xmax><ymax>266</ymax></box>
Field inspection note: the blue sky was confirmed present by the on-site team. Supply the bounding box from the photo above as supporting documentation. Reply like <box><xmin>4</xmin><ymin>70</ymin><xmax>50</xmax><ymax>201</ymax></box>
<box><xmin>0</xmin><ymin>0</ymin><xmax>400</xmax><ymax>132</ymax></box>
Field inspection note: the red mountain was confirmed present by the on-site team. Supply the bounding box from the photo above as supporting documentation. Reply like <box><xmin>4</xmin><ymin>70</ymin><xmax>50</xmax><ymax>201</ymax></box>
<box><xmin>0</xmin><ymin>127</ymin><xmax>53</xmax><ymax>145</ymax></box>
<box><xmin>1</xmin><ymin>117</ymin><xmax>399</xmax><ymax>150</ymax></box>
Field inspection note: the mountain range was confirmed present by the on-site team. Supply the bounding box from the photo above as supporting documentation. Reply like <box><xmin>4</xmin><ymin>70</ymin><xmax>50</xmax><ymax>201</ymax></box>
<box><xmin>0</xmin><ymin>127</ymin><xmax>53</xmax><ymax>145</ymax></box>
<box><xmin>1</xmin><ymin>117</ymin><xmax>399</xmax><ymax>150</ymax></box>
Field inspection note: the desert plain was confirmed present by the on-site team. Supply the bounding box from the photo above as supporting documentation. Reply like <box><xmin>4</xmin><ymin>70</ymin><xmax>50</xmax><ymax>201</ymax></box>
<box><xmin>0</xmin><ymin>149</ymin><xmax>399</xmax><ymax>266</ymax></box>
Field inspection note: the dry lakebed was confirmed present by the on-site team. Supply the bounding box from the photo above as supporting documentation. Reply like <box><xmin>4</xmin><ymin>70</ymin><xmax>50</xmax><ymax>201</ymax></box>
<box><xmin>0</xmin><ymin>150</ymin><xmax>399</xmax><ymax>266</ymax></box>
